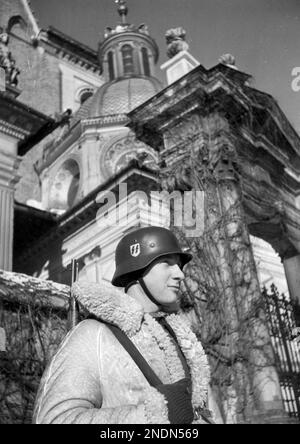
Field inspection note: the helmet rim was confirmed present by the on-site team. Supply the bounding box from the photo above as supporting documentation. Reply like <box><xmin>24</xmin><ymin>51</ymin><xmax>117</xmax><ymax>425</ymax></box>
<box><xmin>112</xmin><ymin>250</ymin><xmax>192</xmax><ymax>287</ymax></box>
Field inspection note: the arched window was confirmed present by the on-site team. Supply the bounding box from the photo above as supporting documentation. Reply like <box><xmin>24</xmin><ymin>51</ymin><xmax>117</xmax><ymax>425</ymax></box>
<box><xmin>7</xmin><ymin>15</ymin><xmax>27</xmax><ymax>33</ymax></box>
<box><xmin>121</xmin><ymin>44</ymin><xmax>134</xmax><ymax>75</ymax></box>
<box><xmin>142</xmin><ymin>47</ymin><xmax>150</xmax><ymax>76</ymax></box>
<box><xmin>6</xmin><ymin>15</ymin><xmax>27</xmax><ymax>40</ymax></box>
<box><xmin>107</xmin><ymin>51</ymin><xmax>115</xmax><ymax>81</ymax></box>
<box><xmin>79</xmin><ymin>88</ymin><xmax>93</xmax><ymax>105</ymax></box>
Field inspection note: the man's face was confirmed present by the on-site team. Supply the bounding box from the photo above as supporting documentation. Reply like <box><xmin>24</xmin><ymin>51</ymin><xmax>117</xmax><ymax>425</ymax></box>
<box><xmin>143</xmin><ymin>254</ymin><xmax>185</xmax><ymax>312</ymax></box>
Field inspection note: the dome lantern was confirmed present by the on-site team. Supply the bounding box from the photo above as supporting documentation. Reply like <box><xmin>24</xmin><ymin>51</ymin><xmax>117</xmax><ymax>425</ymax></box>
<box><xmin>98</xmin><ymin>0</ymin><xmax>159</xmax><ymax>82</ymax></box>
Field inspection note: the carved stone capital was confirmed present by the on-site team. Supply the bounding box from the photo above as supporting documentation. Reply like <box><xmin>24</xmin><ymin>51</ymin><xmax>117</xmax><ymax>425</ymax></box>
<box><xmin>100</xmin><ymin>134</ymin><xmax>159</xmax><ymax>180</ymax></box>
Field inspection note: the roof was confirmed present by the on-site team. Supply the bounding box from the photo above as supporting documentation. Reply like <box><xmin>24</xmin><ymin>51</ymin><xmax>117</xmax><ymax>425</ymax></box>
<box><xmin>42</xmin><ymin>26</ymin><xmax>100</xmax><ymax>72</ymax></box>
<box><xmin>86</xmin><ymin>76</ymin><xmax>162</xmax><ymax>117</ymax></box>
<box><xmin>45</xmin><ymin>75</ymin><xmax>163</xmax><ymax>154</ymax></box>
<box><xmin>0</xmin><ymin>90</ymin><xmax>57</xmax><ymax>156</ymax></box>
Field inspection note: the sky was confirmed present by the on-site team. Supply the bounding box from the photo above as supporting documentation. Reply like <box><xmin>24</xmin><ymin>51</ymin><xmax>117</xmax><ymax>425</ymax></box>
<box><xmin>30</xmin><ymin>0</ymin><xmax>300</xmax><ymax>134</ymax></box>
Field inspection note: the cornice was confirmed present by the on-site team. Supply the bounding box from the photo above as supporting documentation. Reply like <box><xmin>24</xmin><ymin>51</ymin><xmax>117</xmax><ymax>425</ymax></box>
<box><xmin>128</xmin><ymin>66</ymin><xmax>253</xmax><ymax>150</ymax></box>
<box><xmin>0</xmin><ymin>118</ymin><xmax>29</xmax><ymax>140</ymax></box>
<box><xmin>128</xmin><ymin>63</ymin><xmax>300</xmax><ymax>178</ymax></box>
<box><xmin>36</xmin><ymin>114</ymin><xmax>131</xmax><ymax>173</ymax></box>
<box><xmin>245</xmin><ymin>86</ymin><xmax>300</xmax><ymax>158</ymax></box>
<box><xmin>129</xmin><ymin>64</ymin><xmax>251</xmax><ymax>123</ymax></box>
<box><xmin>82</xmin><ymin>114</ymin><xmax>130</xmax><ymax>128</ymax></box>
<box><xmin>0</xmin><ymin>91</ymin><xmax>56</xmax><ymax>156</ymax></box>
<box><xmin>39</xmin><ymin>27</ymin><xmax>101</xmax><ymax>73</ymax></box>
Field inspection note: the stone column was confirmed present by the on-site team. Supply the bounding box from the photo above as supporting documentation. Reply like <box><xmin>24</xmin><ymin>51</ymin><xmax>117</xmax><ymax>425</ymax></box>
<box><xmin>0</xmin><ymin>143</ymin><xmax>20</xmax><ymax>271</ymax></box>
<box><xmin>0</xmin><ymin>187</ymin><xmax>14</xmax><ymax>270</ymax></box>
<box><xmin>283</xmin><ymin>255</ymin><xmax>300</xmax><ymax>304</ymax></box>
<box><xmin>283</xmin><ymin>255</ymin><xmax>300</xmax><ymax>325</ymax></box>
<box><xmin>160</xmin><ymin>112</ymin><xmax>286</xmax><ymax>423</ymax></box>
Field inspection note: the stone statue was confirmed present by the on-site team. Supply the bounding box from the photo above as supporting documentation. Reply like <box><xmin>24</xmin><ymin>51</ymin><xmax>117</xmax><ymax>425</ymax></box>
<box><xmin>8</xmin><ymin>59</ymin><xmax>20</xmax><ymax>87</ymax></box>
<box><xmin>165</xmin><ymin>27</ymin><xmax>189</xmax><ymax>59</ymax></box>
<box><xmin>138</xmin><ymin>23</ymin><xmax>149</xmax><ymax>35</ymax></box>
<box><xmin>0</xmin><ymin>32</ymin><xmax>11</xmax><ymax>67</ymax></box>
<box><xmin>218</xmin><ymin>53</ymin><xmax>237</xmax><ymax>69</ymax></box>
<box><xmin>0</xmin><ymin>31</ymin><xmax>20</xmax><ymax>87</ymax></box>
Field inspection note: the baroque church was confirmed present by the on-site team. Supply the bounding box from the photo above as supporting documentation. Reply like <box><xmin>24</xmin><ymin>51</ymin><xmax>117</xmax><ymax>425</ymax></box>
<box><xmin>0</xmin><ymin>0</ymin><xmax>296</xmax><ymax>296</ymax></box>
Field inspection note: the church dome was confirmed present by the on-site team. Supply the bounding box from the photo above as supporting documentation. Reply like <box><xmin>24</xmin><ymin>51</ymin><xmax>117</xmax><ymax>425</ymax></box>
<box><xmin>87</xmin><ymin>75</ymin><xmax>162</xmax><ymax>117</ymax></box>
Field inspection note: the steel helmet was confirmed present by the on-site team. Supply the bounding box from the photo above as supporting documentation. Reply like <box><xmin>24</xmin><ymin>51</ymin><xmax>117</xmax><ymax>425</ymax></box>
<box><xmin>112</xmin><ymin>226</ymin><xmax>193</xmax><ymax>287</ymax></box>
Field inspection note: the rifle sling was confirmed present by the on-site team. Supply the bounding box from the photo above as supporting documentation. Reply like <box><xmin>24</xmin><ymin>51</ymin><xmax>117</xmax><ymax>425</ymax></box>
<box><xmin>106</xmin><ymin>323</ymin><xmax>163</xmax><ymax>388</ymax></box>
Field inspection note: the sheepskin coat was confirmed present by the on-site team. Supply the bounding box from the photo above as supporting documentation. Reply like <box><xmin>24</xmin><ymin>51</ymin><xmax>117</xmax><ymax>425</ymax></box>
<box><xmin>33</xmin><ymin>281</ymin><xmax>218</xmax><ymax>424</ymax></box>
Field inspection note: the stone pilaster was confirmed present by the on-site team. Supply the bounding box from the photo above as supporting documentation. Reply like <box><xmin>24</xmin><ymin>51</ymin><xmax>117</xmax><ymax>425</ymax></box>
<box><xmin>283</xmin><ymin>255</ymin><xmax>300</xmax><ymax>305</ymax></box>
<box><xmin>0</xmin><ymin>145</ymin><xmax>20</xmax><ymax>271</ymax></box>
<box><xmin>0</xmin><ymin>186</ymin><xmax>14</xmax><ymax>270</ymax></box>
<box><xmin>283</xmin><ymin>255</ymin><xmax>300</xmax><ymax>325</ymax></box>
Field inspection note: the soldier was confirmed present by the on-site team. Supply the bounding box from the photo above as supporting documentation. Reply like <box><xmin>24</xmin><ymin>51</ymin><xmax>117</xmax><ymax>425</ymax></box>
<box><xmin>33</xmin><ymin>226</ymin><xmax>220</xmax><ymax>424</ymax></box>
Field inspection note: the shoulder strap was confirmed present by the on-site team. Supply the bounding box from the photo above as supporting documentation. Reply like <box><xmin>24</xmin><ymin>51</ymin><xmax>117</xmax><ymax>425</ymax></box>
<box><xmin>106</xmin><ymin>323</ymin><xmax>163</xmax><ymax>388</ymax></box>
<box><xmin>157</xmin><ymin>317</ymin><xmax>191</xmax><ymax>380</ymax></box>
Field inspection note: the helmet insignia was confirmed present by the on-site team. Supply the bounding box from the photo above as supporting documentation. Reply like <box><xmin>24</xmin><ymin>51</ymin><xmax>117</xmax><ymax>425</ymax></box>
<box><xmin>130</xmin><ymin>243</ymin><xmax>141</xmax><ymax>257</ymax></box>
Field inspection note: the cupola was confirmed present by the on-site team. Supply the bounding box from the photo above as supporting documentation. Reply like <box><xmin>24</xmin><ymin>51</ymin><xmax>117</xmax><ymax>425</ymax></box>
<box><xmin>98</xmin><ymin>0</ymin><xmax>159</xmax><ymax>82</ymax></box>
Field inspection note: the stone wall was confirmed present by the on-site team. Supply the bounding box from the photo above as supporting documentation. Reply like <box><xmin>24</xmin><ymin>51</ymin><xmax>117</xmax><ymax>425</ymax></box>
<box><xmin>0</xmin><ymin>271</ymin><xmax>69</xmax><ymax>424</ymax></box>
<box><xmin>0</xmin><ymin>0</ymin><xmax>60</xmax><ymax>116</ymax></box>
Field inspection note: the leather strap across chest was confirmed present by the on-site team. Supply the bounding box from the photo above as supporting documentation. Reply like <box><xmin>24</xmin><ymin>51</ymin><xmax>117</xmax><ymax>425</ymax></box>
<box><xmin>106</xmin><ymin>320</ymin><xmax>214</xmax><ymax>424</ymax></box>
<box><xmin>156</xmin><ymin>317</ymin><xmax>191</xmax><ymax>381</ymax></box>
<box><xmin>106</xmin><ymin>318</ymin><xmax>191</xmax><ymax>387</ymax></box>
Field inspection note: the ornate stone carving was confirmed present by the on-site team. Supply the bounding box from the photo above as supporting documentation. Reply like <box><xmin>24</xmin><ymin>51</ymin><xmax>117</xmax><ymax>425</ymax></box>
<box><xmin>219</xmin><ymin>53</ymin><xmax>236</xmax><ymax>69</ymax></box>
<box><xmin>101</xmin><ymin>134</ymin><xmax>159</xmax><ymax>179</ymax></box>
<box><xmin>160</xmin><ymin>114</ymin><xmax>240</xmax><ymax>192</ymax></box>
<box><xmin>138</xmin><ymin>23</ymin><xmax>149</xmax><ymax>35</ymax></box>
<box><xmin>165</xmin><ymin>27</ymin><xmax>189</xmax><ymax>59</ymax></box>
<box><xmin>0</xmin><ymin>31</ymin><xmax>20</xmax><ymax>87</ymax></box>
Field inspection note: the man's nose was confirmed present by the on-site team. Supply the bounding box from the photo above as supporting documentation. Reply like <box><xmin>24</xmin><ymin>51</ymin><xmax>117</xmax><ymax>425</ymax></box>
<box><xmin>172</xmin><ymin>264</ymin><xmax>185</xmax><ymax>281</ymax></box>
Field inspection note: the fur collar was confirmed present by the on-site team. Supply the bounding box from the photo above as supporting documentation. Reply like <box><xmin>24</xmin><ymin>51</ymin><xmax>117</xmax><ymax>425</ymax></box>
<box><xmin>71</xmin><ymin>280</ymin><xmax>144</xmax><ymax>337</ymax></box>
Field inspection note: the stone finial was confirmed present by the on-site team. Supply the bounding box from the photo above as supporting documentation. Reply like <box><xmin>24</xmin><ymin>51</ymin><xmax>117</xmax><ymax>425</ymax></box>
<box><xmin>0</xmin><ymin>31</ymin><xmax>20</xmax><ymax>87</ymax></box>
<box><xmin>104</xmin><ymin>26</ymin><xmax>113</xmax><ymax>38</ymax></box>
<box><xmin>219</xmin><ymin>53</ymin><xmax>237</xmax><ymax>69</ymax></box>
<box><xmin>165</xmin><ymin>27</ymin><xmax>189</xmax><ymax>59</ymax></box>
<box><xmin>138</xmin><ymin>23</ymin><xmax>149</xmax><ymax>35</ymax></box>
<box><xmin>115</xmin><ymin>0</ymin><xmax>128</xmax><ymax>24</ymax></box>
